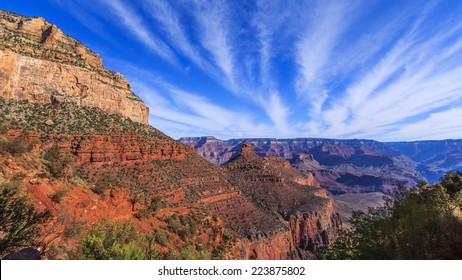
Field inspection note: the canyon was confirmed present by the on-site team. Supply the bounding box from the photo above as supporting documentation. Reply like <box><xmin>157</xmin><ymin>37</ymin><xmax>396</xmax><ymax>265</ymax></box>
<box><xmin>4</xmin><ymin>9</ymin><xmax>460</xmax><ymax>260</ymax></box>
<box><xmin>180</xmin><ymin>137</ymin><xmax>462</xmax><ymax>195</ymax></box>
<box><xmin>179</xmin><ymin>137</ymin><xmax>462</xmax><ymax>224</ymax></box>
<box><xmin>179</xmin><ymin>137</ymin><xmax>422</xmax><ymax>195</ymax></box>
<box><xmin>0</xmin><ymin>10</ymin><xmax>341</xmax><ymax>259</ymax></box>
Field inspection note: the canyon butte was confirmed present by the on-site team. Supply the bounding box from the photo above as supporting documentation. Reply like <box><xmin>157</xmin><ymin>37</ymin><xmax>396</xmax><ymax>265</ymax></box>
<box><xmin>0</xmin><ymin>10</ymin><xmax>342</xmax><ymax>260</ymax></box>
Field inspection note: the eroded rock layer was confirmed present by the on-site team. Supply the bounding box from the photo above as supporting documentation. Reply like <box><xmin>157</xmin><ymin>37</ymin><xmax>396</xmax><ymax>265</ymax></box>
<box><xmin>226</xmin><ymin>143</ymin><xmax>342</xmax><ymax>257</ymax></box>
<box><xmin>179</xmin><ymin>137</ymin><xmax>424</xmax><ymax>194</ymax></box>
<box><xmin>0</xmin><ymin>10</ymin><xmax>149</xmax><ymax>124</ymax></box>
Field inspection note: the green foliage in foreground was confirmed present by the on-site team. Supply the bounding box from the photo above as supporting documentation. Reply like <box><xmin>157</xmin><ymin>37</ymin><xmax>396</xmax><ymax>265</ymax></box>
<box><xmin>324</xmin><ymin>172</ymin><xmax>462</xmax><ymax>260</ymax></box>
<box><xmin>75</xmin><ymin>220</ymin><xmax>161</xmax><ymax>260</ymax></box>
<box><xmin>75</xmin><ymin>217</ymin><xmax>216</xmax><ymax>260</ymax></box>
<box><xmin>0</xmin><ymin>182</ymin><xmax>50</xmax><ymax>257</ymax></box>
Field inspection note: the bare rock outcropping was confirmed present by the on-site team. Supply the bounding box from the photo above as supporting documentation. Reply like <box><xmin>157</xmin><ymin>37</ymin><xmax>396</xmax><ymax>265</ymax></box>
<box><xmin>0</xmin><ymin>10</ymin><xmax>149</xmax><ymax>124</ymax></box>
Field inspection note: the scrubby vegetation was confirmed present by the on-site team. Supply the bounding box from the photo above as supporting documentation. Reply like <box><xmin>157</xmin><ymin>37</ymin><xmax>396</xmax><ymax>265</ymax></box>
<box><xmin>92</xmin><ymin>173</ymin><xmax>118</xmax><ymax>197</ymax></box>
<box><xmin>0</xmin><ymin>129</ymin><xmax>34</xmax><ymax>156</ymax></box>
<box><xmin>74</xmin><ymin>214</ymin><xmax>224</xmax><ymax>260</ymax></box>
<box><xmin>74</xmin><ymin>219</ymin><xmax>161</xmax><ymax>260</ymax></box>
<box><xmin>323</xmin><ymin>172</ymin><xmax>462</xmax><ymax>259</ymax></box>
<box><xmin>0</xmin><ymin>181</ymin><xmax>50</xmax><ymax>257</ymax></box>
<box><xmin>43</xmin><ymin>144</ymin><xmax>74</xmax><ymax>178</ymax></box>
<box><xmin>0</xmin><ymin>97</ymin><xmax>168</xmax><ymax>140</ymax></box>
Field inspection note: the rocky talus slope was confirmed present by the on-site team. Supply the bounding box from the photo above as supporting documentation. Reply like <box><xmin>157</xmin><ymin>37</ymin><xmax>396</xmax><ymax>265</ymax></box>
<box><xmin>0</xmin><ymin>10</ymin><xmax>148</xmax><ymax>124</ymax></box>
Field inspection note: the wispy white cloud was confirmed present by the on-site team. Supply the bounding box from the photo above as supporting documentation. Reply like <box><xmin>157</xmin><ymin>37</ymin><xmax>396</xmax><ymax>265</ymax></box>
<box><xmin>143</xmin><ymin>0</ymin><xmax>213</xmax><ymax>73</ymax></box>
<box><xmin>54</xmin><ymin>0</ymin><xmax>462</xmax><ymax>141</ymax></box>
<box><xmin>318</xmin><ymin>8</ymin><xmax>462</xmax><ymax>140</ymax></box>
<box><xmin>123</xmin><ymin>64</ymin><xmax>275</xmax><ymax>139</ymax></box>
<box><xmin>192</xmin><ymin>0</ymin><xmax>236</xmax><ymax>89</ymax></box>
<box><xmin>295</xmin><ymin>0</ymin><xmax>354</xmax><ymax>114</ymax></box>
<box><xmin>98</xmin><ymin>0</ymin><xmax>176</xmax><ymax>62</ymax></box>
<box><xmin>385</xmin><ymin>107</ymin><xmax>462</xmax><ymax>141</ymax></box>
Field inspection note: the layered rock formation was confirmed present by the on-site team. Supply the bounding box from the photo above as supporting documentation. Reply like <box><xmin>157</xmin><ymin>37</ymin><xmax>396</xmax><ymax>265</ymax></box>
<box><xmin>388</xmin><ymin>140</ymin><xmax>462</xmax><ymax>183</ymax></box>
<box><xmin>179</xmin><ymin>137</ymin><xmax>424</xmax><ymax>194</ymax></box>
<box><xmin>0</xmin><ymin>10</ymin><xmax>148</xmax><ymax>124</ymax></box>
<box><xmin>225</xmin><ymin>143</ymin><xmax>341</xmax><ymax>258</ymax></box>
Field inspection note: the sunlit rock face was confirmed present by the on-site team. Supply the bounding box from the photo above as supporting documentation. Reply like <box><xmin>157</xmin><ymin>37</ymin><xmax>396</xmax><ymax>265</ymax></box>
<box><xmin>0</xmin><ymin>10</ymin><xmax>149</xmax><ymax>124</ymax></box>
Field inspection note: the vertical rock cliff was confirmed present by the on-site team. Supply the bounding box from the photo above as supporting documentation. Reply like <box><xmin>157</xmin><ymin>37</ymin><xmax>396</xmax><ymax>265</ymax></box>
<box><xmin>0</xmin><ymin>10</ymin><xmax>149</xmax><ymax>124</ymax></box>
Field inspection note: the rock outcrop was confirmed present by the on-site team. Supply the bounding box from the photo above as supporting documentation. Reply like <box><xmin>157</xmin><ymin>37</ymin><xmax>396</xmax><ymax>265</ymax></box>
<box><xmin>0</xmin><ymin>10</ymin><xmax>149</xmax><ymax>124</ymax></box>
<box><xmin>225</xmin><ymin>144</ymin><xmax>342</xmax><ymax>258</ymax></box>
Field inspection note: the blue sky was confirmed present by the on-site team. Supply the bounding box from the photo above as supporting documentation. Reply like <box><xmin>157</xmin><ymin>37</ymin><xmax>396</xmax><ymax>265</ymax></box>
<box><xmin>2</xmin><ymin>0</ymin><xmax>462</xmax><ymax>141</ymax></box>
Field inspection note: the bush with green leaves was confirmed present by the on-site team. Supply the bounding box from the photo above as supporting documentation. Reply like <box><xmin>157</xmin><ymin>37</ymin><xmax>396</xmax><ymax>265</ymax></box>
<box><xmin>150</xmin><ymin>196</ymin><xmax>163</xmax><ymax>211</ymax></box>
<box><xmin>0</xmin><ymin>134</ymin><xmax>31</xmax><ymax>155</ymax></box>
<box><xmin>212</xmin><ymin>245</ymin><xmax>226</xmax><ymax>260</ymax></box>
<box><xmin>50</xmin><ymin>189</ymin><xmax>67</xmax><ymax>203</ymax></box>
<box><xmin>43</xmin><ymin>144</ymin><xmax>74</xmax><ymax>178</ymax></box>
<box><xmin>75</xmin><ymin>220</ymin><xmax>161</xmax><ymax>260</ymax></box>
<box><xmin>0</xmin><ymin>181</ymin><xmax>50</xmax><ymax>257</ymax></box>
<box><xmin>92</xmin><ymin>173</ymin><xmax>118</xmax><ymax>197</ymax></box>
<box><xmin>324</xmin><ymin>172</ymin><xmax>462</xmax><ymax>260</ymax></box>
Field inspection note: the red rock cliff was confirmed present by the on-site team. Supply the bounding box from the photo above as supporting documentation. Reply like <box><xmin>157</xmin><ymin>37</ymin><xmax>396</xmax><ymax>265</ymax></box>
<box><xmin>0</xmin><ymin>10</ymin><xmax>149</xmax><ymax>124</ymax></box>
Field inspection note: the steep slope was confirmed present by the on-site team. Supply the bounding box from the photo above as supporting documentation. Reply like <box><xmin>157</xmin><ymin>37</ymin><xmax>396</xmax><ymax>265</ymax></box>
<box><xmin>0</xmin><ymin>10</ymin><xmax>148</xmax><ymax>124</ymax></box>
<box><xmin>0</xmin><ymin>99</ymin><xmax>231</xmax><ymax>259</ymax></box>
<box><xmin>179</xmin><ymin>137</ymin><xmax>423</xmax><ymax>194</ymax></box>
<box><xmin>1</xmin><ymin>98</ymin><xmax>342</xmax><ymax>259</ymax></box>
<box><xmin>225</xmin><ymin>143</ymin><xmax>341</xmax><ymax>258</ymax></box>
<box><xmin>388</xmin><ymin>140</ymin><xmax>462</xmax><ymax>183</ymax></box>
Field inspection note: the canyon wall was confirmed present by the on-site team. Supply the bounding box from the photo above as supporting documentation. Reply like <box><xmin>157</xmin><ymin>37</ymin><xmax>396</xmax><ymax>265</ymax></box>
<box><xmin>0</xmin><ymin>10</ymin><xmax>149</xmax><ymax>124</ymax></box>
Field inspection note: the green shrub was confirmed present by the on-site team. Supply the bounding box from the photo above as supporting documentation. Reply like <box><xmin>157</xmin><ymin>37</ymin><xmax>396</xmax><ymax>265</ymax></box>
<box><xmin>150</xmin><ymin>196</ymin><xmax>163</xmax><ymax>211</ymax></box>
<box><xmin>212</xmin><ymin>245</ymin><xmax>226</xmax><ymax>260</ymax></box>
<box><xmin>0</xmin><ymin>137</ymin><xmax>27</xmax><ymax>155</ymax></box>
<box><xmin>167</xmin><ymin>219</ymin><xmax>181</xmax><ymax>234</ymax></box>
<box><xmin>50</xmin><ymin>189</ymin><xmax>67</xmax><ymax>203</ymax></box>
<box><xmin>155</xmin><ymin>229</ymin><xmax>168</xmax><ymax>247</ymax></box>
<box><xmin>43</xmin><ymin>145</ymin><xmax>74</xmax><ymax>178</ymax></box>
<box><xmin>325</xmin><ymin>173</ymin><xmax>462</xmax><ymax>260</ymax></box>
<box><xmin>135</xmin><ymin>207</ymin><xmax>151</xmax><ymax>219</ymax></box>
<box><xmin>93</xmin><ymin>173</ymin><xmax>118</xmax><ymax>197</ymax></box>
<box><xmin>0</xmin><ymin>182</ymin><xmax>50</xmax><ymax>257</ymax></box>
<box><xmin>76</xmin><ymin>220</ymin><xmax>161</xmax><ymax>260</ymax></box>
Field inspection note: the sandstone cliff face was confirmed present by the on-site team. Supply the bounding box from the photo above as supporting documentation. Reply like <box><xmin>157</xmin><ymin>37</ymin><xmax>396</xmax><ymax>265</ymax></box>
<box><xmin>5</xmin><ymin>130</ymin><xmax>193</xmax><ymax>165</ymax></box>
<box><xmin>0</xmin><ymin>10</ymin><xmax>149</xmax><ymax>124</ymax></box>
